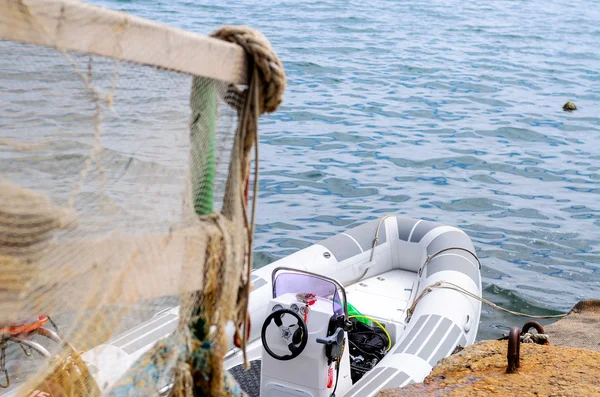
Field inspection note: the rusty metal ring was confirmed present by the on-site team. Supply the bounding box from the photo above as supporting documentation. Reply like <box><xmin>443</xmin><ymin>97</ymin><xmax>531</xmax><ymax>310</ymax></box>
<box><xmin>521</xmin><ymin>321</ymin><xmax>545</xmax><ymax>335</ymax></box>
<box><xmin>506</xmin><ymin>326</ymin><xmax>521</xmax><ymax>374</ymax></box>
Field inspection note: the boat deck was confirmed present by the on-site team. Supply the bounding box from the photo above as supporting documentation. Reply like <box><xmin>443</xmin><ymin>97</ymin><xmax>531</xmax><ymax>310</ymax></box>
<box><xmin>345</xmin><ymin>269</ymin><xmax>418</xmax><ymax>335</ymax></box>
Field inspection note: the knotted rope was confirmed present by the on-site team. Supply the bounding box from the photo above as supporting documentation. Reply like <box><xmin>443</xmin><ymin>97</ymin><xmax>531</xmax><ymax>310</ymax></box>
<box><xmin>211</xmin><ymin>26</ymin><xmax>286</xmax><ymax>115</ymax></box>
<box><xmin>520</xmin><ymin>332</ymin><xmax>549</xmax><ymax>345</ymax></box>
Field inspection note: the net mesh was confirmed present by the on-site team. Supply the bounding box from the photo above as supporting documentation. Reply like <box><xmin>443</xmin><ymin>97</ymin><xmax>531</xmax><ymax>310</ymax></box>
<box><xmin>0</xmin><ymin>1</ymin><xmax>284</xmax><ymax>396</ymax></box>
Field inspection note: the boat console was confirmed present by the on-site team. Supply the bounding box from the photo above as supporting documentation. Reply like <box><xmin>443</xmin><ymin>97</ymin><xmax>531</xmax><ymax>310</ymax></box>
<box><xmin>259</xmin><ymin>268</ymin><xmax>353</xmax><ymax>397</ymax></box>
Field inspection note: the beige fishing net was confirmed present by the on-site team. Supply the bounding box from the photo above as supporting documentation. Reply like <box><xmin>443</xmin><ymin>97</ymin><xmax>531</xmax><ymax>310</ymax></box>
<box><xmin>0</xmin><ymin>1</ymin><xmax>284</xmax><ymax>396</ymax></box>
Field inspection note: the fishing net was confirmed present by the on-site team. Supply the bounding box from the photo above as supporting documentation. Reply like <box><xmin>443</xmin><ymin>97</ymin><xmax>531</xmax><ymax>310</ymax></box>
<box><xmin>0</xmin><ymin>1</ymin><xmax>285</xmax><ymax>396</ymax></box>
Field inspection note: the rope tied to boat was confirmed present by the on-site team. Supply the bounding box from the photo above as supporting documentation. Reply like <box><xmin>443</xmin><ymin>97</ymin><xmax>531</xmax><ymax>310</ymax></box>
<box><xmin>521</xmin><ymin>332</ymin><xmax>549</xmax><ymax>344</ymax></box>
<box><xmin>499</xmin><ymin>322</ymin><xmax>550</xmax><ymax>344</ymax></box>
<box><xmin>420</xmin><ymin>246</ymin><xmax>482</xmax><ymax>276</ymax></box>
<box><xmin>519</xmin><ymin>321</ymin><xmax>549</xmax><ymax>344</ymax></box>
<box><xmin>369</xmin><ymin>215</ymin><xmax>396</xmax><ymax>262</ymax></box>
<box><xmin>406</xmin><ymin>281</ymin><xmax>568</xmax><ymax>322</ymax></box>
<box><xmin>344</xmin><ymin>215</ymin><xmax>396</xmax><ymax>287</ymax></box>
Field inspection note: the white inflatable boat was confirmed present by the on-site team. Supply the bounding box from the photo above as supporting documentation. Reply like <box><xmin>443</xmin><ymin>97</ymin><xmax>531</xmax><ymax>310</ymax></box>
<box><xmin>223</xmin><ymin>215</ymin><xmax>482</xmax><ymax>396</ymax></box>
<box><xmin>3</xmin><ymin>215</ymin><xmax>482</xmax><ymax>397</ymax></box>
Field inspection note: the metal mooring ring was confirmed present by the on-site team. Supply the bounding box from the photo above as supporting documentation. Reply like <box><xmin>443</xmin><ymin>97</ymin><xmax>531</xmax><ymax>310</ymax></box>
<box><xmin>521</xmin><ymin>321</ymin><xmax>545</xmax><ymax>335</ymax></box>
<box><xmin>506</xmin><ymin>326</ymin><xmax>521</xmax><ymax>374</ymax></box>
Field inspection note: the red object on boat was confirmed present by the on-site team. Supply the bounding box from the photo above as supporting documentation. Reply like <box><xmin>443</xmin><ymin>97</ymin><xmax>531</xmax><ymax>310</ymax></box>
<box><xmin>233</xmin><ymin>314</ymin><xmax>252</xmax><ymax>348</ymax></box>
<box><xmin>0</xmin><ymin>315</ymin><xmax>49</xmax><ymax>334</ymax></box>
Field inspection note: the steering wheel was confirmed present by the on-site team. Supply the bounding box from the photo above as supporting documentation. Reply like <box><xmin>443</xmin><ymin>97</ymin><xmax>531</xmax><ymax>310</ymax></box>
<box><xmin>261</xmin><ymin>308</ymin><xmax>308</xmax><ymax>361</ymax></box>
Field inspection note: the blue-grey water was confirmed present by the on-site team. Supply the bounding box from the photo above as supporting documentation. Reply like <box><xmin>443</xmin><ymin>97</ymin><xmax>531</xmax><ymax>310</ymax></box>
<box><xmin>4</xmin><ymin>0</ymin><xmax>600</xmax><ymax>345</ymax></box>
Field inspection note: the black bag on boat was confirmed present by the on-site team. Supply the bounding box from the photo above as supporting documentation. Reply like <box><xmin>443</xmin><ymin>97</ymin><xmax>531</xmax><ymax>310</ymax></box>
<box><xmin>347</xmin><ymin>318</ymin><xmax>389</xmax><ymax>383</ymax></box>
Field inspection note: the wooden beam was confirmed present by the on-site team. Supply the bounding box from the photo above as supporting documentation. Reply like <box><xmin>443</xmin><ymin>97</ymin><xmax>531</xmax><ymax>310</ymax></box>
<box><xmin>0</xmin><ymin>0</ymin><xmax>248</xmax><ymax>84</ymax></box>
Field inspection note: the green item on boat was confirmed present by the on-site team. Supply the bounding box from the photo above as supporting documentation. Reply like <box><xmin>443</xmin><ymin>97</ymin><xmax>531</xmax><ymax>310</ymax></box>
<box><xmin>347</xmin><ymin>302</ymin><xmax>371</xmax><ymax>325</ymax></box>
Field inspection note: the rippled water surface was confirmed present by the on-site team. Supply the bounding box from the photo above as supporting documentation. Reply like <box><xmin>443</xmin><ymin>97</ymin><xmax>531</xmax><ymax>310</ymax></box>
<box><xmin>15</xmin><ymin>0</ymin><xmax>600</xmax><ymax>340</ymax></box>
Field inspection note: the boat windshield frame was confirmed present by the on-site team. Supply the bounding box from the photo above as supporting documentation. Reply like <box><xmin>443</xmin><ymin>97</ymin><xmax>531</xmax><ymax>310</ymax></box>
<box><xmin>271</xmin><ymin>267</ymin><xmax>348</xmax><ymax>320</ymax></box>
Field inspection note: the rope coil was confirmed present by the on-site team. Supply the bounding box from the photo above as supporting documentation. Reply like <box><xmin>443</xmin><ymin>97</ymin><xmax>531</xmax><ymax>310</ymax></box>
<box><xmin>210</xmin><ymin>26</ymin><xmax>286</xmax><ymax>115</ymax></box>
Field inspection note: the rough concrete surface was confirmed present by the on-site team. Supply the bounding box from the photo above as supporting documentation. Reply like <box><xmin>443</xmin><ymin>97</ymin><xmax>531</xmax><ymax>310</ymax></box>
<box><xmin>378</xmin><ymin>300</ymin><xmax>600</xmax><ymax>397</ymax></box>
<box><xmin>378</xmin><ymin>340</ymin><xmax>600</xmax><ymax>396</ymax></box>
<box><xmin>545</xmin><ymin>300</ymin><xmax>600</xmax><ymax>352</ymax></box>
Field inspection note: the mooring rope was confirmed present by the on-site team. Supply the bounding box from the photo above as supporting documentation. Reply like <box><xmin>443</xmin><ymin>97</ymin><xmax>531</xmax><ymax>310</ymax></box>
<box><xmin>343</xmin><ymin>215</ymin><xmax>567</xmax><ymax>322</ymax></box>
<box><xmin>407</xmin><ymin>280</ymin><xmax>568</xmax><ymax>321</ymax></box>
<box><xmin>520</xmin><ymin>332</ymin><xmax>549</xmax><ymax>344</ymax></box>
